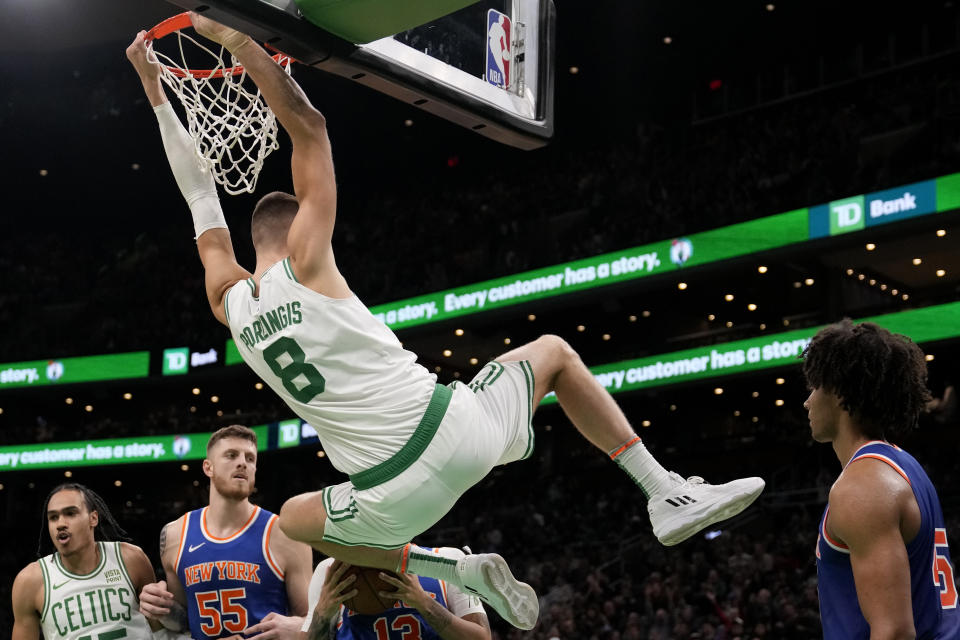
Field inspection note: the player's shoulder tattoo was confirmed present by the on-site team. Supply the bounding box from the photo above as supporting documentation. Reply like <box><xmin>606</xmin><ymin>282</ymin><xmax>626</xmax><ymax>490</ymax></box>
<box><xmin>159</xmin><ymin>523</ymin><xmax>169</xmax><ymax>557</ymax></box>
<box><xmin>159</xmin><ymin>518</ymin><xmax>180</xmax><ymax>557</ymax></box>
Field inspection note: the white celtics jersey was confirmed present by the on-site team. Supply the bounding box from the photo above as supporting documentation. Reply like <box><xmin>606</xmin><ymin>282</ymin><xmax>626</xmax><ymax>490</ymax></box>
<box><xmin>225</xmin><ymin>258</ymin><xmax>437</xmax><ymax>474</ymax></box>
<box><xmin>38</xmin><ymin>541</ymin><xmax>153</xmax><ymax>640</ymax></box>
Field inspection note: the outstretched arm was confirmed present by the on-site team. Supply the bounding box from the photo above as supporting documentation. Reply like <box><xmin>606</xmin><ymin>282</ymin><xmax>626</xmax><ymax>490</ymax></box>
<box><xmin>126</xmin><ymin>31</ymin><xmax>251</xmax><ymax>325</ymax></box>
<box><xmin>190</xmin><ymin>13</ymin><xmax>346</xmax><ymax>297</ymax></box>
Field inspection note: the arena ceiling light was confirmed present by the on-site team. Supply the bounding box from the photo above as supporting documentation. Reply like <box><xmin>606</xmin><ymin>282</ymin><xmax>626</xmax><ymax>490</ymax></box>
<box><xmin>937</xmin><ymin>229</ymin><xmax>946</xmax><ymax>237</ymax></box>
<box><xmin>937</xmin><ymin>269</ymin><xmax>946</xmax><ymax>277</ymax></box>
<box><xmin>866</xmin><ymin>243</ymin><xmax>876</xmax><ymax>251</ymax></box>
<box><xmin>758</xmin><ymin>265</ymin><xmax>768</xmax><ymax>273</ymax></box>
<box><xmin>724</xmin><ymin>294</ymin><xmax>734</xmax><ymax>301</ymax></box>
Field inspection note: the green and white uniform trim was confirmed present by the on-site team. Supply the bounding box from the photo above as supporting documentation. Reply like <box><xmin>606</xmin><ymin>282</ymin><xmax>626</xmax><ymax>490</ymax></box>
<box><xmin>38</xmin><ymin>541</ymin><xmax>153</xmax><ymax>639</ymax></box>
<box><xmin>224</xmin><ymin>258</ymin><xmax>439</xmax><ymax>477</ymax></box>
<box><xmin>320</xmin><ymin>360</ymin><xmax>536</xmax><ymax>549</ymax></box>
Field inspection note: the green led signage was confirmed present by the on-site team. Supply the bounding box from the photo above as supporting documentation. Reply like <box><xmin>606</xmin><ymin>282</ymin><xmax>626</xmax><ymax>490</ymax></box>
<box><xmin>0</xmin><ymin>352</ymin><xmax>149</xmax><ymax>390</ymax></box>
<box><xmin>541</xmin><ymin>301</ymin><xmax>960</xmax><ymax>403</ymax></box>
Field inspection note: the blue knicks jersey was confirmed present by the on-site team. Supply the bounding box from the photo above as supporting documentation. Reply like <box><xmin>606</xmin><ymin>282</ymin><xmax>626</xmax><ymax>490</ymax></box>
<box><xmin>336</xmin><ymin>576</ymin><xmax>449</xmax><ymax>640</ymax></box>
<box><xmin>176</xmin><ymin>506</ymin><xmax>288</xmax><ymax>639</ymax></box>
<box><xmin>817</xmin><ymin>441</ymin><xmax>960</xmax><ymax>639</ymax></box>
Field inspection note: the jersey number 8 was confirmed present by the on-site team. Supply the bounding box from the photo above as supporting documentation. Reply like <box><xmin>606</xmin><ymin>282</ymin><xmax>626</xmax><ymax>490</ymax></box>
<box><xmin>263</xmin><ymin>337</ymin><xmax>326</xmax><ymax>403</ymax></box>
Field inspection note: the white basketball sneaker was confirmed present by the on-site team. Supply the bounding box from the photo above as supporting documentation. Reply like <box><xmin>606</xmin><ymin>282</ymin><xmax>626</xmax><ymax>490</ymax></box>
<box><xmin>455</xmin><ymin>553</ymin><xmax>539</xmax><ymax>630</ymax></box>
<box><xmin>648</xmin><ymin>473</ymin><xmax>765</xmax><ymax>546</ymax></box>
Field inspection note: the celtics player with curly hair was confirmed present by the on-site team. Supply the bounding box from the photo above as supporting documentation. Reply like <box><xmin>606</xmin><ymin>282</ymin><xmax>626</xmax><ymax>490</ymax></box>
<box><xmin>11</xmin><ymin>483</ymin><xmax>164</xmax><ymax>640</ymax></box>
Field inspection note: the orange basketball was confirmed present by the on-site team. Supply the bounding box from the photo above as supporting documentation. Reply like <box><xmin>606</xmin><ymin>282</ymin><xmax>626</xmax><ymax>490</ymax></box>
<box><xmin>343</xmin><ymin>566</ymin><xmax>401</xmax><ymax>614</ymax></box>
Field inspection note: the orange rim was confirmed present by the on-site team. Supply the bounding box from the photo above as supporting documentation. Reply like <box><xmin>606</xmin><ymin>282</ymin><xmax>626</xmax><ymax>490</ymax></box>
<box><xmin>145</xmin><ymin>12</ymin><xmax>294</xmax><ymax>79</ymax></box>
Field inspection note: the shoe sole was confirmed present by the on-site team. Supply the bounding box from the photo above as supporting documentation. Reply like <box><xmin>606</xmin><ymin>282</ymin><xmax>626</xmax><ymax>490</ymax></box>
<box><xmin>476</xmin><ymin>554</ymin><xmax>539</xmax><ymax>630</ymax></box>
<box><xmin>658</xmin><ymin>481</ymin><xmax>765</xmax><ymax>546</ymax></box>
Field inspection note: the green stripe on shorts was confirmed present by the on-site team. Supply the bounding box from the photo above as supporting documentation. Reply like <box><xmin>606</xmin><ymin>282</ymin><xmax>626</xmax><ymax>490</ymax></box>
<box><xmin>321</xmin><ymin>534</ymin><xmax>407</xmax><ymax>550</ymax></box>
<box><xmin>520</xmin><ymin>360</ymin><xmax>536</xmax><ymax>460</ymax></box>
<box><xmin>322</xmin><ymin>486</ymin><xmax>358</xmax><ymax>522</ymax></box>
<box><xmin>349</xmin><ymin>383</ymin><xmax>452</xmax><ymax>490</ymax></box>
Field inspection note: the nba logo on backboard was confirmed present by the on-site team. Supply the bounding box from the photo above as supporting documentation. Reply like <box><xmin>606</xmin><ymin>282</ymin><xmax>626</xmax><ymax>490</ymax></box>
<box><xmin>486</xmin><ymin>9</ymin><xmax>511</xmax><ymax>89</ymax></box>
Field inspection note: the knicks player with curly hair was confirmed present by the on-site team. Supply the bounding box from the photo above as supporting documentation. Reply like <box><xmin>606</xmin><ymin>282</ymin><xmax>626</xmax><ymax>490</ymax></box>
<box><xmin>804</xmin><ymin>319</ymin><xmax>960</xmax><ymax>639</ymax></box>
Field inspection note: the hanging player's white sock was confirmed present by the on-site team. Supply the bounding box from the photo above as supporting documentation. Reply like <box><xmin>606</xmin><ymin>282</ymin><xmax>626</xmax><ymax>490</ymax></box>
<box><xmin>397</xmin><ymin>544</ymin><xmax>464</xmax><ymax>583</ymax></box>
<box><xmin>609</xmin><ymin>436</ymin><xmax>674</xmax><ymax>498</ymax></box>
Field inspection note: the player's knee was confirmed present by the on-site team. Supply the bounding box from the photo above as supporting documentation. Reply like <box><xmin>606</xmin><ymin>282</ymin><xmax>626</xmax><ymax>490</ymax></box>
<box><xmin>535</xmin><ymin>334</ymin><xmax>579</xmax><ymax>366</ymax></box>
<box><xmin>278</xmin><ymin>493</ymin><xmax>320</xmax><ymax>543</ymax></box>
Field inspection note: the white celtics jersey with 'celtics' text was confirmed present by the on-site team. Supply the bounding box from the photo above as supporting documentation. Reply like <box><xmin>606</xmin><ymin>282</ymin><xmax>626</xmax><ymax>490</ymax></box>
<box><xmin>39</xmin><ymin>541</ymin><xmax>153</xmax><ymax>640</ymax></box>
<box><xmin>225</xmin><ymin>258</ymin><xmax>437</xmax><ymax>474</ymax></box>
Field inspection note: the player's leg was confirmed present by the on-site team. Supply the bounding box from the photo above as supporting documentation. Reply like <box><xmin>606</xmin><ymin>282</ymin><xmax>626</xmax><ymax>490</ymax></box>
<box><xmin>278</xmin><ymin>489</ymin><xmax>538</xmax><ymax>629</ymax></box>
<box><xmin>277</xmin><ymin>491</ymin><xmax>400</xmax><ymax>567</ymax></box>
<box><xmin>496</xmin><ymin>334</ymin><xmax>765</xmax><ymax>546</ymax></box>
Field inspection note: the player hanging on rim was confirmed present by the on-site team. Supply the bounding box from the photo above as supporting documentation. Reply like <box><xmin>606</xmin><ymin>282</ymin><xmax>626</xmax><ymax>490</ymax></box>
<box><xmin>127</xmin><ymin>13</ymin><xmax>764</xmax><ymax>630</ymax></box>
<box><xmin>11</xmin><ymin>483</ymin><xmax>164</xmax><ymax>640</ymax></box>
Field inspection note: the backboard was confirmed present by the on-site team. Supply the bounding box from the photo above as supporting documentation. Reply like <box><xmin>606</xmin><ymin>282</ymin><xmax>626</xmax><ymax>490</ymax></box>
<box><xmin>164</xmin><ymin>0</ymin><xmax>555</xmax><ymax>149</ymax></box>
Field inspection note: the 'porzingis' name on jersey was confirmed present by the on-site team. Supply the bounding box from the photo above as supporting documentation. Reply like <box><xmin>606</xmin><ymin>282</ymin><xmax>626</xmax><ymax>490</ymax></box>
<box><xmin>182</xmin><ymin>560</ymin><xmax>263</xmax><ymax>586</ymax></box>
<box><xmin>237</xmin><ymin>301</ymin><xmax>303</xmax><ymax>349</ymax></box>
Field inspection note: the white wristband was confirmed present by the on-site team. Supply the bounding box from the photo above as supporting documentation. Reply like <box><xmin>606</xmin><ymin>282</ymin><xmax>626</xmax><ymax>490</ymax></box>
<box><xmin>153</xmin><ymin>101</ymin><xmax>228</xmax><ymax>240</ymax></box>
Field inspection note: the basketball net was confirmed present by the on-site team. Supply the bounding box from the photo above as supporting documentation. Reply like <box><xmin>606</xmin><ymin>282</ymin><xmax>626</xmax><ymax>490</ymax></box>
<box><xmin>148</xmin><ymin>24</ymin><xmax>292</xmax><ymax>195</ymax></box>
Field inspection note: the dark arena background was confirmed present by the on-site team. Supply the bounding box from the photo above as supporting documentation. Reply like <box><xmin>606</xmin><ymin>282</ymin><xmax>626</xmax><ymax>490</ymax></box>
<box><xmin>3</xmin><ymin>1</ymin><xmax>960</xmax><ymax>638</ymax></box>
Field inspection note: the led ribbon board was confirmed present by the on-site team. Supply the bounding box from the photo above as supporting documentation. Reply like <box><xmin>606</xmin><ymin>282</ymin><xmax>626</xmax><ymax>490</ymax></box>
<box><xmin>540</xmin><ymin>301</ymin><xmax>960</xmax><ymax>404</ymax></box>
<box><xmin>0</xmin><ymin>426</ymin><xmax>269</xmax><ymax>472</ymax></box>
<box><xmin>7</xmin><ymin>304</ymin><xmax>957</xmax><ymax>471</ymax></box>
<box><xmin>0</xmin><ymin>352</ymin><xmax>149</xmax><ymax>390</ymax></box>
<box><xmin>362</xmin><ymin>172</ymin><xmax>960</xmax><ymax>331</ymax></box>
